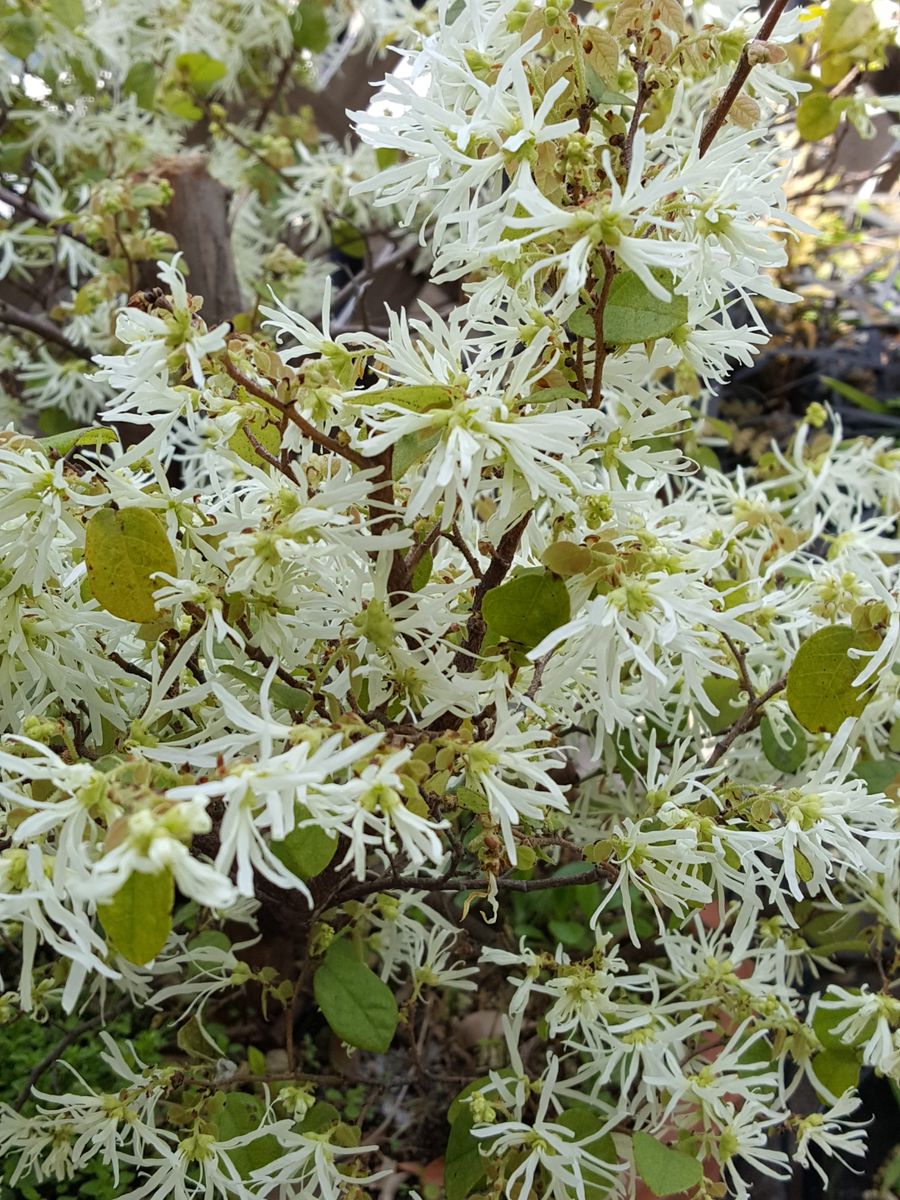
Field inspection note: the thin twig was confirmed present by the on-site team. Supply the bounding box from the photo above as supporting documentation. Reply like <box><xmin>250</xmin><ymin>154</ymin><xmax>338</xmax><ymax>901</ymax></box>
<box><xmin>590</xmin><ymin>250</ymin><xmax>616</xmax><ymax>409</ymax></box>
<box><xmin>705</xmin><ymin>677</ymin><xmax>787</xmax><ymax>769</ymax></box>
<box><xmin>254</xmin><ymin>48</ymin><xmax>299</xmax><ymax>131</ymax></box>
<box><xmin>240</xmin><ymin>421</ymin><xmax>295</xmax><ymax>481</ymax></box>
<box><xmin>526</xmin><ymin>648</ymin><xmax>555</xmax><ymax>701</ymax></box>
<box><xmin>403</xmin><ymin>518</ymin><xmax>443</xmax><ymax>582</ymax></box>
<box><xmin>444</xmin><ymin>523</ymin><xmax>483</xmax><ymax>578</ymax></box>
<box><xmin>621</xmin><ymin>60</ymin><xmax>650</xmax><ymax>176</ymax></box>
<box><xmin>698</xmin><ymin>0</ymin><xmax>791</xmax><ymax>157</ymax></box>
<box><xmin>108</xmin><ymin>650</ymin><xmax>153</xmax><ymax>683</ymax></box>
<box><xmin>0</xmin><ymin>300</ymin><xmax>95</xmax><ymax>362</ymax></box>
<box><xmin>721</xmin><ymin>631</ymin><xmax>755</xmax><ymax>701</ymax></box>
<box><xmin>337</xmin><ymin>860</ymin><xmax>616</xmax><ymax>905</ymax></box>
<box><xmin>222</xmin><ymin>353</ymin><xmax>368</xmax><ymax>469</ymax></box>
<box><xmin>453</xmin><ymin>511</ymin><xmax>531</xmax><ymax>670</ymax></box>
<box><xmin>0</xmin><ymin>183</ymin><xmax>91</xmax><ymax>246</ymax></box>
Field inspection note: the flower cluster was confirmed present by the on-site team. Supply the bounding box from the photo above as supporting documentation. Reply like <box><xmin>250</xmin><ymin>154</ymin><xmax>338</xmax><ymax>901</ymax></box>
<box><xmin>0</xmin><ymin>0</ymin><xmax>898</xmax><ymax>1198</ymax></box>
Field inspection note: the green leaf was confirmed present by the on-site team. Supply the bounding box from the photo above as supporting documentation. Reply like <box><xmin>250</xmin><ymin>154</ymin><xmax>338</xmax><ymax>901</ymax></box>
<box><xmin>218</xmin><ymin>663</ymin><xmax>312</xmax><ymax>716</ymax></box>
<box><xmin>313</xmin><ymin>939</ymin><xmax>398</xmax><ymax>1053</ymax></box>
<box><xmin>482</xmin><ymin>569</ymin><xmax>571</xmax><ymax>652</ymax></box>
<box><xmin>123</xmin><ymin>60</ymin><xmax>157</xmax><ymax>110</ymax></box>
<box><xmin>1</xmin><ymin>13</ymin><xmax>38</xmax><ymax>59</ymax></box>
<box><xmin>271</xmin><ymin>811</ymin><xmax>338</xmax><ymax>880</ymax></box>
<box><xmin>796</xmin><ymin>93</ymin><xmax>842</xmax><ymax>142</ymax></box>
<box><xmin>247</xmin><ymin>1045</ymin><xmax>266</xmax><ymax>1076</ymax></box>
<box><xmin>290</xmin><ymin>0</ymin><xmax>330</xmax><ymax>52</ymax></box>
<box><xmin>98</xmin><ymin>869</ymin><xmax>174</xmax><ymax>965</ymax></box>
<box><xmin>176</xmin><ymin>51</ymin><xmax>227</xmax><ymax>95</ymax></box>
<box><xmin>548</xmin><ymin>918</ymin><xmax>592</xmax><ymax>950</ymax></box>
<box><xmin>298</xmin><ymin>1101</ymin><xmax>341</xmax><ymax>1133</ymax></box>
<box><xmin>391</xmin><ymin>427</ymin><xmax>442</xmax><ymax>480</ymax></box>
<box><xmin>786</xmin><ymin>624</ymin><xmax>875</xmax><ymax>734</ymax></box>
<box><xmin>854</xmin><ymin>756</ymin><xmax>900</xmax><ymax>795</ymax></box>
<box><xmin>760</xmin><ymin>713</ymin><xmax>807</xmax><ymax>773</ymax></box>
<box><xmin>185</xmin><ymin>930</ymin><xmax>231</xmax><ymax>978</ymax></box>
<box><xmin>821</xmin><ymin>374</ymin><xmax>894</xmax><ymax>415</ymax></box>
<box><xmin>445</xmin><ymin>1107</ymin><xmax>486</xmax><ymax>1200</ymax></box>
<box><xmin>411</xmin><ymin>548</ymin><xmax>433</xmax><ymax>591</ymax></box>
<box><xmin>584</xmin><ymin>68</ymin><xmax>634</xmax><ymax>107</ymax></box>
<box><xmin>632</xmin><ymin>1131</ymin><xmax>702</xmax><ymax>1197</ymax></box>
<box><xmin>46</xmin><ymin>0</ymin><xmax>85</xmax><ymax>30</ymax></box>
<box><xmin>176</xmin><ymin>1013</ymin><xmax>224</xmax><ymax>1061</ymax></box>
<box><xmin>570</xmin><ymin>271</ymin><xmax>688</xmax><ymax>346</ymax></box>
<box><xmin>520</xmin><ymin>385</ymin><xmax>589</xmax><ymax>406</ymax></box>
<box><xmin>159</xmin><ymin>83</ymin><xmax>203</xmax><ymax>121</ymax></box>
<box><xmin>701</xmin><ymin>675</ymin><xmax>745</xmax><ymax>735</ymax></box>
<box><xmin>39</xmin><ymin>426</ymin><xmax>117</xmax><ymax>457</ymax></box>
<box><xmin>811</xmin><ymin>989</ymin><xmax>870</xmax><ymax>1050</ymax></box>
<box><xmin>819</xmin><ymin>0</ymin><xmax>878</xmax><ymax>57</ymax></box>
<box><xmin>84</xmin><ymin>506</ymin><xmax>178</xmax><ymax>623</ymax></box>
<box><xmin>556</xmin><ymin>1106</ymin><xmax>617</xmax><ymax>1198</ymax></box>
<box><xmin>331</xmin><ymin>219</ymin><xmax>366</xmax><ymax>259</ymax></box>
<box><xmin>810</xmin><ymin>1047</ymin><xmax>860</xmax><ymax>1102</ymax></box>
<box><xmin>216</xmin><ymin>1092</ymin><xmax>282</xmax><ymax>1177</ymax></box>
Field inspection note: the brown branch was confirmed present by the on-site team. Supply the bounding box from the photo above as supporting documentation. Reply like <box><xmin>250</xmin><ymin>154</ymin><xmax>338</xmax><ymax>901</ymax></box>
<box><xmin>240</xmin><ymin>421</ymin><xmax>295</xmax><ymax>481</ymax></box>
<box><xmin>337</xmin><ymin>860</ymin><xmax>616</xmax><ymax>905</ymax></box>
<box><xmin>108</xmin><ymin>650</ymin><xmax>153</xmax><ymax>683</ymax></box>
<box><xmin>222</xmin><ymin>353</ymin><xmax>368</xmax><ymax>469</ymax></box>
<box><xmin>0</xmin><ymin>183</ymin><xmax>91</xmax><ymax>246</ymax></box>
<box><xmin>453</xmin><ymin>511</ymin><xmax>531</xmax><ymax>669</ymax></box>
<box><xmin>721</xmin><ymin>631</ymin><xmax>755</xmax><ymax>701</ymax></box>
<box><xmin>621</xmin><ymin>60</ymin><xmax>650</xmax><ymax>176</ymax></box>
<box><xmin>698</xmin><ymin>0</ymin><xmax>792</xmax><ymax>157</ymax></box>
<box><xmin>590</xmin><ymin>250</ymin><xmax>616</xmax><ymax>409</ymax></box>
<box><xmin>0</xmin><ymin>300</ymin><xmax>95</xmax><ymax>362</ymax></box>
<box><xmin>403</xmin><ymin>518</ymin><xmax>443</xmax><ymax>582</ymax></box>
<box><xmin>705</xmin><ymin>676</ymin><xmax>787</xmax><ymax>769</ymax></box>
<box><xmin>254</xmin><ymin>48</ymin><xmax>300</xmax><ymax>132</ymax></box>
<box><xmin>444</xmin><ymin>522</ymin><xmax>483</xmax><ymax>579</ymax></box>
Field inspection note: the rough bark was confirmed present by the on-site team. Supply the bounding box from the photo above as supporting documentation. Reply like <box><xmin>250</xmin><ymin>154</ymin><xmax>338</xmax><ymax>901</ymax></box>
<box><xmin>147</xmin><ymin>153</ymin><xmax>244</xmax><ymax>325</ymax></box>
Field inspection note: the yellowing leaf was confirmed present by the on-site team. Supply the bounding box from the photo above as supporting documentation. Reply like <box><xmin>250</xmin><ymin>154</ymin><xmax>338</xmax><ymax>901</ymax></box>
<box><xmin>542</xmin><ymin>541</ymin><xmax>594</xmax><ymax>577</ymax></box>
<box><xmin>228</xmin><ymin>410</ymin><xmax>281</xmax><ymax>466</ymax></box>
<box><xmin>583</xmin><ymin>30</ymin><xmax>619</xmax><ymax>84</ymax></box>
<box><xmin>354</xmin><ymin>385</ymin><xmax>454</xmax><ymax>414</ymax></box>
<box><xmin>819</xmin><ymin>0</ymin><xmax>878</xmax><ymax>57</ymax></box>
<box><xmin>98</xmin><ymin>869</ymin><xmax>174</xmax><ymax>965</ymax></box>
<box><xmin>84</xmin><ymin>507</ymin><xmax>178</xmax><ymax>623</ymax></box>
<box><xmin>786</xmin><ymin>624</ymin><xmax>875</xmax><ymax>734</ymax></box>
<box><xmin>39</xmin><ymin>426</ymin><xmax>118</xmax><ymax>457</ymax></box>
<box><xmin>796</xmin><ymin>92</ymin><xmax>841</xmax><ymax>141</ymax></box>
